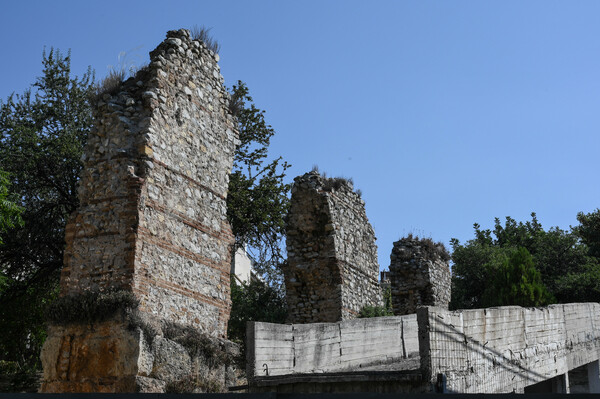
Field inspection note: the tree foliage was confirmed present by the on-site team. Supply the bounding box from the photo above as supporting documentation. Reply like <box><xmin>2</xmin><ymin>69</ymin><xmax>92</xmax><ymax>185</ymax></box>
<box><xmin>227</xmin><ymin>81</ymin><xmax>290</xmax><ymax>287</ymax></box>
<box><xmin>0</xmin><ymin>49</ymin><xmax>95</xmax><ymax>373</ymax></box>
<box><xmin>574</xmin><ymin>209</ymin><xmax>600</xmax><ymax>258</ymax></box>
<box><xmin>0</xmin><ymin>171</ymin><xmax>23</xmax><ymax>245</ymax></box>
<box><xmin>451</xmin><ymin>212</ymin><xmax>600</xmax><ymax>309</ymax></box>
<box><xmin>227</xmin><ymin>278</ymin><xmax>287</xmax><ymax>349</ymax></box>
<box><xmin>481</xmin><ymin>247</ymin><xmax>553</xmax><ymax>307</ymax></box>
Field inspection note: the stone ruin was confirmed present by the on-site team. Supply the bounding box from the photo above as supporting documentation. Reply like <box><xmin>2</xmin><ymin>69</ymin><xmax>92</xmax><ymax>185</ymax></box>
<box><xmin>284</xmin><ymin>171</ymin><xmax>383</xmax><ymax>322</ymax></box>
<box><xmin>40</xmin><ymin>29</ymin><xmax>240</xmax><ymax>393</ymax></box>
<box><xmin>36</xmin><ymin>27</ymin><xmax>456</xmax><ymax>394</ymax></box>
<box><xmin>388</xmin><ymin>235</ymin><xmax>451</xmax><ymax>315</ymax></box>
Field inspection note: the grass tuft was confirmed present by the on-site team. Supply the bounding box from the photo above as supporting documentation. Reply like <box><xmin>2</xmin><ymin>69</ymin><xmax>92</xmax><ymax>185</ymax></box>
<box><xmin>190</xmin><ymin>25</ymin><xmax>220</xmax><ymax>54</ymax></box>
<box><xmin>396</xmin><ymin>234</ymin><xmax>451</xmax><ymax>262</ymax></box>
<box><xmin>322</xmin><ymin>176</ymin><xmax>353</xmax><ymax>192</ymax></box>
<box><xmin>163</xmin><ymin>322</ymin><xmax>232</xmax><ymax>366</ymax></box>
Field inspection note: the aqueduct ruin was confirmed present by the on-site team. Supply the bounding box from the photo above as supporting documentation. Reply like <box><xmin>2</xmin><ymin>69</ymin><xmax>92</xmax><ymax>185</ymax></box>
<box><xmin>40</xmin><ymin>29</ymin><xmax>600</xmax><ymax>394</ymax></box>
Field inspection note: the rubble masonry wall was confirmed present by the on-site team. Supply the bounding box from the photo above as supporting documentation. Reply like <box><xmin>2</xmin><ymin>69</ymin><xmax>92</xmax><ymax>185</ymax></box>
<box><xmin>388</xmin><ymin>236</ymin><xmax>451</xmax><ymax>315</ymax></box>
<box><xmin>59</xmin><ymin>29</ymin><xmax>237</xmax><ymax>335</ymax></box>
<box><xmin>42</xmin><ymin>29</ymin><xmax>240</xmax><ymax>393</ymax></box>
<box><xmin>285</xmin><ymin>172</ymin><xmax>382</xmax><ymax>323</ymax></box>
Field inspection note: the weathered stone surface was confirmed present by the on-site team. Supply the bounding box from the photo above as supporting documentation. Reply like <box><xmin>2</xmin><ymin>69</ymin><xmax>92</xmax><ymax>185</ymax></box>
<box><xmin>58</xmin><ymin>28</ymin><xmax>237</xmax><ymax>335</ymax></box>
<box><xmin>136</xmin><ymin>329</ymin><xmax>154</xmax><ymax>376</ymax></box>
<box><xmin>284</xmin><ymin>171</ymin><xmax>382</xmax><ymax>323</ymax></box>
<box><xmin>151</xmin><ymin>337</ymin><xmax>192</xmax><ymax>382</ymax></box>
<box><xmin>135</xmin><ymin>376</ymin><xmax>166</xmax><ymax>393</ymax></box>
<box><xmin>40</xmin><ymin>319</ymin><xmax>140</xmax><ymax>393</ymax></box>
<box><xmin>41</xmin><ymin>28</ymin><xmax>240</xmax><ymax>393</ymax></box>
<box><xmin>388</xmin><ymin>236</ymin><xmax>451</xmax><ymax>315</ymax></box>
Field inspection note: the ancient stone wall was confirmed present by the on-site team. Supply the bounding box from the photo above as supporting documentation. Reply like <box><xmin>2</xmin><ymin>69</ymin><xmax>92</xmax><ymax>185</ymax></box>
<box><xmin>59</xmin><ymin>28</ymin><xmax>237</xmax><ymax>335</ymax></box>
<box><xmin>388</xmin><ymin>236</ymin><xmax>450</xmax><ymax>315</ymax></box>
<box><xmin>41</xmin><ymin>29</ymin><xmax>239</xmax><ymax>393</ymax></box>
<box><xmin>284</xmin><ymin>172</ymin><xmax>382</xmax><ymax>323</ymax></box>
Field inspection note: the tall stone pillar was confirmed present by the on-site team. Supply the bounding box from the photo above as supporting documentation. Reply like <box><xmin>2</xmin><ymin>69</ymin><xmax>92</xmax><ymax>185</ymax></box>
<box><xmin>40</xmin><ymin>29</ymin><xmax>239</xmax><ymax>392</ymax></box>
<box><xmin>388</xmin><ymin>236</ymin><xmax>450</xmax><ymax>315</ymax></box>
<box><xmin>284</xmin><ymin>171</ymin><xmax>382</xmax><ymax>323</ymax></box>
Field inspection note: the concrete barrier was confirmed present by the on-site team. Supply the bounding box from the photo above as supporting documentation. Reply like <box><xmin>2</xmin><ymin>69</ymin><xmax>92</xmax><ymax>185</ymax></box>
<box><xmin>247</xmin><ymin>315</ymin><xmax>419</xmax><ymax>379</ymax></box>
<box><xmin>417</xmin><ymin>303</ymin><xmax>600</xmax><ymax>393</ymax></box>
<box><xmin>248</xmin><ymin>303</ymin><xmax>600</xmax><ymax>393</ymax></box>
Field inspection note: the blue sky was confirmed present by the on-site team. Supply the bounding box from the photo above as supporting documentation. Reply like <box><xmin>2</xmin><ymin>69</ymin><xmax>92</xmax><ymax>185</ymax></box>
<box><xmin>2</xmin><ymin>1</ymin><xmax>600</xmax><ymax>269</ymax></box>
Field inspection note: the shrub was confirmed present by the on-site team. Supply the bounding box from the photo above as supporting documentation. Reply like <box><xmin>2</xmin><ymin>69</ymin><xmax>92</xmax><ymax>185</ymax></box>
<box><xmin>227</xmin><ymin>278</ymin><xmax>287</xmax><ymax>351</ymax></box>
<box><xmin>96</xmin><ymin>68</ymin><xmax>126</xmax><ymax>97</ymax></box>
<box><xmin>46</xmin><ymin>289</ymin><xmax>138</xmax><ymax>325</ymax></box>
<box><xmin>322</xmin><ymin>176</ymin><xmax>353</xmax><ymax>192</ymax></box>
<box><xmin>163</xmin><ymin>322</ymin><xmax>232</xmax><ymax>367</ymax></box>
<box><xmin>395</xmin><ymin>234</ymin><xmax>451</xmax><ymax>263</ymax></box>
<box><xmin>357</xmin><ymin>305</ymin><xmax>393</xmax><ymax>318</ymax></box>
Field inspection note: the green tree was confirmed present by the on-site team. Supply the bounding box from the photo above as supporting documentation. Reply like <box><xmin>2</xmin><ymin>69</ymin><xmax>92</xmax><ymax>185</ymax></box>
<box><xmin>227</xmin><ymin>81</ymin><xmax>291</xmax><ymax>287</ymax></box>
<box><xmin>0</xmin><ymin>48</ymin><xmax>94</xmax><ymax>378</ymax></box>
<box><xmin>224</xmin><ymin>82</ymin><xmax>291</xmax><ymax>356</ymax></box>
<box><xmin>481</xmin><ymin>247</ymin><xmax>553</xmax><ymax>307</ymax></box>
<box><xmin>0</xmin><ymin>170</ymin><xmax>23</xmax><ymax>245</ymax></box>
<box><xmin>450</xmin><ymin>241</ymin><xmax>507</xmax><ymax>309</ymax></box>
<box><xmin>227</xmin><ymin>278</ymin><xmax>287</xmax><ymax>348</ymax></box>
<box><xmin>451</xmin><ymin>213</ymin><xmax>594</xmax><ymax>309</ymax></box>
<box><xmin>574</xmin><ymin>209</ymin><xmax>600</xmax><ymax>258</ymax></box>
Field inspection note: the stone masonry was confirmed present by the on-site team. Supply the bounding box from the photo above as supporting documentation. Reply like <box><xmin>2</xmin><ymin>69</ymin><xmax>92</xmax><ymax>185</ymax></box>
<box><xmin>284</xmin><ymin>171</ymin><xmax>382</xmax><ymax>323</ymax></box>
<box><xmin>388</xmin><ymin>236</ymin><xmax>450</xmax><ymax>315</ymax></box>
<box><xmin>40</xmin><ymin>29</ymin><xmax>240</xmax><ymax>392</ymax></box>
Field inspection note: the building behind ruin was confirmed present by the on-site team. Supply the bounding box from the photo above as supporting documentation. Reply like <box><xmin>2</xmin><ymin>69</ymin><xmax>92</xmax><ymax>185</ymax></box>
<box><xmin>40</xmin><ymin>29</ymin><xmax>240</xmax><ymax>393</ymax></box>
<box><xmin>284</xmin><ymin>171</ymin><xmax>382</xmax><ymax>323</ymax></box>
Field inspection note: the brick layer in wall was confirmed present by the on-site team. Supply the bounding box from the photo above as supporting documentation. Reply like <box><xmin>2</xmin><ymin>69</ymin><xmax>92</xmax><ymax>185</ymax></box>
<box><xmin>42</xmin><ymin>29</ymin><xmax>240</xmax><ymax>393</ymax></box>
<box><xmin>58</xmin><ymin>28</ymin><xmax>237</xmax><ymax>334</ymax></box>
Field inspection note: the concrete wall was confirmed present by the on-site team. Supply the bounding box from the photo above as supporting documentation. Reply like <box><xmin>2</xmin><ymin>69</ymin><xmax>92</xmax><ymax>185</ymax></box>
<box><xmin>247</xmin><ymin>303</ymin><xmax>600</xmax><ymax>393</ymax></box>
<box><xmin>417</xmin><ymin>303</ymin><xmax>600</xmax><ymax>393</ymax></box>
<box><xmin>247</xmin><ymin>315</ymin><xmax>419</xmax><ymax>379</ymax></box>
<box><xmin>232</xmin><ymin>247</ymin><xmax>253</xmax><ymax>283</ymax></box>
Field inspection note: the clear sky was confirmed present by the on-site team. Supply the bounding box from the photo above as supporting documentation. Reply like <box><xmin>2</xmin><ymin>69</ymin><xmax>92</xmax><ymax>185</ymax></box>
<box><xmin>2</xmin><ymin>1</ymin><xmax>600</xmax><ymax>270</ymax></box>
